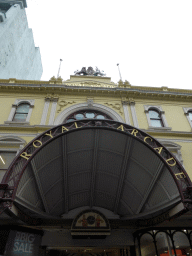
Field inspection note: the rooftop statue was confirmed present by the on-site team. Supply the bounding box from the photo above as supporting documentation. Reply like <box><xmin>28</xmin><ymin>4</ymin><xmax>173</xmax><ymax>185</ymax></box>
<box><xmin>74</xmin><ymin>67</ymin><xmax>106</xmax><ymax>77</ymax></box>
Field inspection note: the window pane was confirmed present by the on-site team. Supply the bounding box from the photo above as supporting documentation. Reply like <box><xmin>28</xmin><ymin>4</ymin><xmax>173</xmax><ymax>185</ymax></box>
<box><xmin>0</xmin><ymin>152</ymin><xmax>16</xmax><ymax>169</ymax></box>
<box><xmin>96</xmin><ymin>115</ymin><xmax>105</xmax><ymax>119</ymax></box>
<box><xmin>13</xmin><ymin>113</ymin><xmax>28</xmax><ymax>121</ymax></box>
<box><xmin>149</xmin><ymin>110</ymin><xmax>160</xmax><ymax>119</ymax></box>
<box><xmin>75</xmin><ymin>114</ymin><xmax>84</xmax><ymax>120</ymax></box>
<box><xmin>16</xmin><ymin>104</ymin><xmax>30</xmax><ymax>114</ymax></box>
<box><xmin>151</xmin><ymin>119</ymin><xmax>163</xmax><ymax>127</ymax></box>
<box><xmin>189</xmin><ymin>112</ymin><xmax>192</xmax><ymax>121</ymax></box>
<box><xmin>85</xmin><ymin>113</ymin><xmax>95</xmax><ymax>118</ymax></box>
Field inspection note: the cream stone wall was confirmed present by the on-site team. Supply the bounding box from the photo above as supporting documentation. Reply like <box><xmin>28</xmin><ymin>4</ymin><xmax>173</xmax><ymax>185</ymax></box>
<box><xmin>0</xmin><ymin>75</ymin><xmax>192</xmax><ymax>183</ymax></box>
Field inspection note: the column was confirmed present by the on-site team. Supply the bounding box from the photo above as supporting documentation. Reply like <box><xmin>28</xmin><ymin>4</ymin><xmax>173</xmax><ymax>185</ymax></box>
<box><xmin>48</xmin><ymin>97</ymin><xmax>59</xmax><ymax>125</ymax></box>
<box><xmin>122</xmin><ymin>100</ymin><xmax>130</xmax><ymax>124</ymax></box>
<box><xmin>129</xmin><ymin>99</ymin><xmax>139</xmax><ymax>128</ymax></box>
<box><xmin>40</xmin><ymin>97</ymin><xmax>51</xmax><ymax>125</ymax></box>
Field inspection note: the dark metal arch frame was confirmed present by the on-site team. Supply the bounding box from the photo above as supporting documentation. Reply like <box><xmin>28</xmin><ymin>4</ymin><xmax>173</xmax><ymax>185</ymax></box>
<box><xmin>0</xmin><ymin>119</ymin><xmax>192</xmax><ymax>219</ymax></box>
<box><xmin>134</xmin><ymin>228</ymin><xmax>192</xmax><ymax>256</ymax></box>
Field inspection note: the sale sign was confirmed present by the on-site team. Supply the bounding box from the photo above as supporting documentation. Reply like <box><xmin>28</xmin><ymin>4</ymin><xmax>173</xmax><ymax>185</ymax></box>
<box><xmin>4</xmin><ymin>230</ymin><xmax>42</xmax><ymax>256</ymax></box>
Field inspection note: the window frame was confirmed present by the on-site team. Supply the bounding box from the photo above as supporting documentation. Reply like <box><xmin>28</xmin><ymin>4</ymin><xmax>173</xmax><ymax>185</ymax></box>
<box><xmin>144</xmin><ymin>105</ymin><xmax>171</xmax><ymax>130</ymax></box>
<box><xmin>5</xmin><ymin>99</ymin><xmax>34</xmax><ymax>125</ymax></box>
<box><xmin>183</xmin><ymin>107</ymin><xmax>192</xmax><ymax>130</ymax></box>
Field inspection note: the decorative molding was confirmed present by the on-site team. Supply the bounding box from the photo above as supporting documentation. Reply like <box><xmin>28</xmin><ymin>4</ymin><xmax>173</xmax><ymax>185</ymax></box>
<box><xmin>57</xmin><ymin>100</ymin><xmax>76</xmax><ymax>113</ymax></box>
<box><xmin>104</xmin><ymin>103</ymin><xmax>123</xmax><ymax>115</ymax></box>
<box><xmin>54</xmin><ymin>102</ymin><xmax>124</xmax><ymax>125</ymax></box>
<box><xmin>87</xmin><ymin>98</ymin><xmax>94</xmax><ymax>107</ymax></box>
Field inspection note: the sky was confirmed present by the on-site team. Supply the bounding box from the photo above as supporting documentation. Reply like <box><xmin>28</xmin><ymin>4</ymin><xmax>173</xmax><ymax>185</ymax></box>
<box><xmin>26</xmin><ymin>0</ymin><xmax>192</xmax><ymax>89</ymax></box>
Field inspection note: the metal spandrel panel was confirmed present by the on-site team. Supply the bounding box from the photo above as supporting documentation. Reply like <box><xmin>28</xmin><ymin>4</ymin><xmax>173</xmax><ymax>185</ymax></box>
<box><xmin>131</xmin><ymin>140</ymin><xmax>161</xmax><ymax>176</ymax></box>
<box><xmin>94</xmin><ymin>191</ymin><xmax>115</xmax><ymax>211</ymax></box>
<box><xmin>67</xmin><ymin>130</ymin><xmax>94</xmax><ymax>152</ymax></box>
<box><xmin>37</xmin><ymin>157</ymin><xmax>62</xmax><ymax>194</ymax></box>
<box><xmin>97</xmin><ymin>151</ymin><xmax>124</xmax><ymax>177</ymax></box>
<box><xmin>98</xmin><ymin>130</ymin><xmax>127</xmax><ymax>155</ymax></box>
<box><xmin>33</xmin><ymin>138</ymin><xmax>62</xmax><ymax>170</ymax></box>
<box><xmin>125</xmin><ymin>160</ymin><xmax>152</xmax><ymax>195</ymax></box>
<box><xmin>68</xmin><ymin>192</ymin><xmax>90</xmax><ymax>211</ymax></box>
<box><xmin>67</xmin><ymin>150</ymin><xmax>93</xmax><ymax>174</ymax></box>
<box><xmin>95</xmin><ymin>172</ymin><xmax>119</xmax><ymax>197</ymax></box>
<box><xmin>68</xmin><ymin>172</ymin><xmax>91</xmax><ymax>194</ymax></box>
<box><xmin>120</xmin><ymin>183</ymin><xmax>143</xmax><ymax>214</ymax></box>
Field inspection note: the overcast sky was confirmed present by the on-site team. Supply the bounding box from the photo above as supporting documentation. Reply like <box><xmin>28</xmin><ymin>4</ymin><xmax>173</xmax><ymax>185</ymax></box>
<box><xmin>26</xmin><ymin>0</ymin><xmax>192</xmax><ymax>89</ymax></box>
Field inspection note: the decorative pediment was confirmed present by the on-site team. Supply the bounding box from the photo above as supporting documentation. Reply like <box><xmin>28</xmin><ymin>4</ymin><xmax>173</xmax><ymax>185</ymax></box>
<box><xmin>71</xmin><ymin>209</ymin><xmax>110</xmax><ymax>236</ymax></box>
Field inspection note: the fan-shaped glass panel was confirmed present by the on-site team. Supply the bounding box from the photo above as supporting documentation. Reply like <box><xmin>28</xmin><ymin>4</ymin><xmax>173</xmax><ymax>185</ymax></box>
<box><xmin>85</xmin><ymin>113</ymin><xmax>95</xmax><ymax>118</ymax></box>
<box><xmin>96</xmin><ymin>115</ymin><xmax>105</xmax><ymax>119</ymax></box>
<box><xmin>75</xmin><ymin>114</ymin><xmax>84</xmax><ymax>120</ymax></box>
<box><xmin>66</xmin><ymin>119</ymin><xmax>75</xmax><ymax>123</ymax></box>
<box><xmin>64</xmin><ymin>110</ymin><xmax>113</xmax><ymax>123</ymax></box>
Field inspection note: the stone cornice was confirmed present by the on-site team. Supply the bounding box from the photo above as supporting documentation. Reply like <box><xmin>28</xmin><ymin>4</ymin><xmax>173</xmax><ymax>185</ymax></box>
<box><xmin>1</xmin><ymin>79</ymin><xmax>192</xmax><ymax>101</ymax></box>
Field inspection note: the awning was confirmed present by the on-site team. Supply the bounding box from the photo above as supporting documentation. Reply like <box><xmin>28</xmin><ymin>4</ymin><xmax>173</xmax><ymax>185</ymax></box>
<box><xmin>0</xmin><ymin>120</ymin><xmax>192</xmax><ymax>225</ymax></box>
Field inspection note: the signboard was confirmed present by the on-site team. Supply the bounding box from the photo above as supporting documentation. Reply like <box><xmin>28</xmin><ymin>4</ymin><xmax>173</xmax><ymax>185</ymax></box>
<box><xmin>4</xmin><ymin>230</ymin><xmax>42</xmax><ymax>256</ymax></box>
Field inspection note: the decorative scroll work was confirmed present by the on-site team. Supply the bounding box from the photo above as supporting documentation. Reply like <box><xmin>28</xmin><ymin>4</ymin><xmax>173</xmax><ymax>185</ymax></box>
<box><xmin>57</xmin><ymin>100</ymin><xmax>76</xmax><ymax>113</ymax></box>
<box><xmin>104</xmin><ymin>102</ymin><xmax>123</xmax><ymax>114</ymax></box>
<box><xmin>1</xmin><ymin>120</ymin><xmax>192</xmax><ymax>220</ymax></box>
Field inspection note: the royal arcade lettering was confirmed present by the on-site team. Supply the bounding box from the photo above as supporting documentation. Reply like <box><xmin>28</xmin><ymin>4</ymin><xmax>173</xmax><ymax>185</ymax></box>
<box><xmin>18</xmin><ymin>120</ymin><xmax>185</xmax><ymax>184</ymax></box>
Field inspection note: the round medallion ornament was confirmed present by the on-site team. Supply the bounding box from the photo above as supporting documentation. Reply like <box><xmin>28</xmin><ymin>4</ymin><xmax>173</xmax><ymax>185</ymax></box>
<box><xmin>87</xmin><ymin>215</ymin><xmax>95</xmax><ymax>225</ymax></box>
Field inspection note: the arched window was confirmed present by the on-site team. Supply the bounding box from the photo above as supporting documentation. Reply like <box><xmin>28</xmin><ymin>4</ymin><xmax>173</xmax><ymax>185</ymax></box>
<box><xmin>64</xmin><ymin>110</ymin><xmax>113</xmax><ymax>123</ymax></box>
<box><xmin>13</xmin><ymin>103</ymin><xmax>30</xmax><ymax>122</ymax></box>
<box><xmin>144</xmin><ymin>105</ymin><xmax>171</xmax><ymax>130</ymax></box>
<box><xmin>148</xmin><ymin>109</ymin><xmax>164</xmax><ymax>127</ymax></box>
<box><xmin>5</xmin><ymin>99</ymin><xmax>35</xmax><ymax>124</ymax></box>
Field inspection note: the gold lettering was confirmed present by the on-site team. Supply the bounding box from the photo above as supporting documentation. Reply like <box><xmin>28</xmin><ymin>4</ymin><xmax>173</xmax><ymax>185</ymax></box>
<box><xmin>62</xmin><ymin>126</ymin><xmax>69</xmax><ymax>132</ymax></box>
<box><xmin>154</xmin><ymin>147</ymin><xmax>163</xmax><ymax>155</ymax></box>
<box><xmin>20</xmin><ymin>152</ymin><xmax>32</xmax><ymax>160</ymax></box>
<box><xmin>45</xmin><ymin>131</ymin><xmax>53</xmax><ymax>138</ymax></box>
<box><xmin>144</xmin><ymin>136</ymin><xmax>153</xmax><ymax>144</ymax></box>
<box><xmin>175</xmin><ymin>172</ymin><xmax>186</xmax><ymax>180</ymax></box>
<box><xmin>166</xmin><ymin>157</ymin><xmax>176</xmax><ymax>166</ymax></box>
<box><xmin>74</xmin><ymin>122</ymin><xmax>82</xmax><ymax>128</ymax></box>
<box><xmin>117</xmin><ymin>125</ymin><xmax>124</xmax><ymax>131</ymax></box>
<box><xmin>131</xmin><ymin>129</ymin><xmax>138</xmax><ymax>136</ymax></box>
<box><xmin>33</xmin><ymin>140</ymin><xmax>42</xmax><ymax>148</ymax></box>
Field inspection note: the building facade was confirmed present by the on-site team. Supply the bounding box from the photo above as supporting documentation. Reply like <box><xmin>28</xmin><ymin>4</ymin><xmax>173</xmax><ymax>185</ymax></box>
<box><xmin>0</xmin><ymin>70</ymin><xmax>192</xmax><ymax>256</ymax></box>
<box><xmin>0</xmin><ymin>0</ymin><xmax>43</xmax><ymax>80</ymax></box>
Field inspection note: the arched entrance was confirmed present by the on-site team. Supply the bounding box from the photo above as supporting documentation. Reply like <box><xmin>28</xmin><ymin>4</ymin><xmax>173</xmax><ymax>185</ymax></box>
<box><xmin>0</xmin><ymin>119</ymin><xmax>192</xmax><ymax>253</ymax></box>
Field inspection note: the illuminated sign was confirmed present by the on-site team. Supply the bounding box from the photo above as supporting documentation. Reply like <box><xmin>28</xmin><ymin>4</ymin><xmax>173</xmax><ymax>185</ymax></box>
<box><xmin>4</xmin><ymin>230</ymin><xmax>41</xmax><ymax>256</ymax></box>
